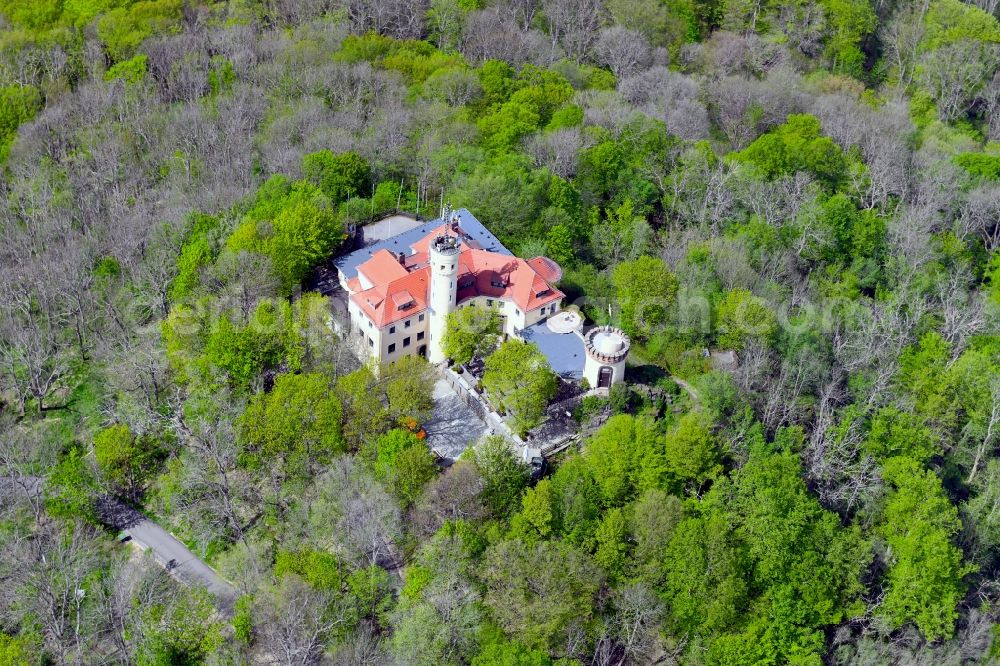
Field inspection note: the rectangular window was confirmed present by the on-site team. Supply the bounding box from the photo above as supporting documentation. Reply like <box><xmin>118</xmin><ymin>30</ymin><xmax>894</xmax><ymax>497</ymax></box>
<box><xmin>368</xmin><ymin>338</ymin><xmax>374</xmax><ymax>348</ymax></box>
<box><xmin>368</xmin><ymin>320</ymin><xmax>372</xmax><ymax>328</ymax></box>
<box><xmin>418</xmin><ymin>313</ymin><xmax>425</xmax><ymax>322</ymax></box>
<box><xmin>516</xmin><ymin>309</ymin><xmax>521</xmax><ymax>316</ymax></box>
<box><xmin>403</xmin><ymin>337</ymin><xmax>411</xmax><ymax>347</ymax></box>
<box><xmin>388</xmin><ymin>343</ymin><xmax>396</xmax><ymax>353</ymax></box>
<box><xmin>405</xmin><ymin>319</ymin><xmax>411</xmax><ymax>328</ymax></box>
<box><xmin>487</xmin><ymin>299</ymin><xmax>493</xmax><ymax>307</ymax></box>
<box><xmin>389</xmin><ymin>325</ymin><xmax>396</xmax><ymax>334</ymax></box>
<box><xmin>540</xmin><ymin>306</ymin><xmax>546</xmax><ymax>315</ymax></box>
<box><xmin>417</xmin><ymin>331</ymin><xmax>425</xmax><ymax>341</ymax></box>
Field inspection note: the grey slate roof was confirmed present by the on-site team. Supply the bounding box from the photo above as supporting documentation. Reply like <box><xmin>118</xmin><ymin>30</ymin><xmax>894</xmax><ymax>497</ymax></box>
<box><xmin>520</xmin><ymin>322</ymin><xmax>586</xmax><ymax>379</ymax></box>
<box><xmin>333</xmin><ymin>208</ymin><xmax>512</xmax><ymax>281</ymax></box>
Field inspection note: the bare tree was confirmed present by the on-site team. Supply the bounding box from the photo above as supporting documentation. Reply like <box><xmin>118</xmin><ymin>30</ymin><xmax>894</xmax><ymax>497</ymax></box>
<box><xmin>918</xmin><ymin>41</ymin><xmax>1000</xmax><ymax>121</ymax></box>
<box><xmin>956</xmin><ymin>184</ymin><xmax>1000</xmax><ymax>251</ymax></box>
<box><xmin>1</xmin><ymin>520</ymin><xmax>115</xmax><ymax>663</ymax></box>
<box><xmin>410</xmin><ymin>460</ymin><xmax>487</xmax><ymax>537</ymax></box>
<box><xmin>596</xmin><ymin>26</ymin><xmax>651</xmax><ymax>78</ymax></box>
<box><xmin>984</xmin><ymin>70</ymin><xmax>1000</xmax><ymax>141</ymax></box>
<box><xmin>933</xmin><ymin>267</ymin><xmax>986</xmax><ymax>354</ymax></box>
<box><xmin>342</xmin><ymin>0</ymin><xmax>428</xmax><ymax>39</ymax></box>
<box><xmin>462</xmin><ymin>9</ymin><xmax>558</xmax><ymax>66</ymax></box>
<box><xmin>165</xmin><ymin>392</ymin><xmax>262</xmax><ymax>550</ymax></box>
<box><xmin>0</xmin><ymin>280</ymin><xmax>73</xmax><ymax>415</ymax></box>
<box><xmin>526</xmin><ymin>127</ymin><xmax>586</xmax><ymax>178</ymax></box>
<box><xmin>965</xmin><ymin>379</ymin><xmax>1000</xmax><ymax>484</ymax></box>
<box><xmin>310</xmin><ymin>457</ymin><xmax>402</xmax><ymax>568</ymax></box>
<box><xmin>255</xmin><ymin>574</ymin><xmax>343</xmax><ymax>666</ymax></box>
<box><xmin>541</xmin><ymin>0</ymin><xmax>605</xmax><ymax>60</ymax></box>
<box><xmin>880</xmin><ymin>6</ymin><xmax>925</xmax><ymax>87</ymax></box>
<box><xmin>619</xmin><ymin>67</ymin><xmax>710</xmax><ymax>140</ymax></box>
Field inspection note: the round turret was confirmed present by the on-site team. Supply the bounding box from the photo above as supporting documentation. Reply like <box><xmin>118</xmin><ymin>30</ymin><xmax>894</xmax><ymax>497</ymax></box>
<box><xmin>427</xmin><ymin>232</ymin><xmax>461</xmax><ymax>364</ymax></box>
<box><xmin>583</xmin><ymin>326</ymin><xmax>630</xmax><ymax>389</ymax></box>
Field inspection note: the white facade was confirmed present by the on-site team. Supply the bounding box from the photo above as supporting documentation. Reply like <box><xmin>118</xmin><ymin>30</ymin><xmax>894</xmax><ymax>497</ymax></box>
<box><xmin>583</xmin><ymin>326</ymin><xmax>630</xmax><ymax>390</ymax></box>
<box><xmin>348</xmin><ymin>300</ymin><xmax>429</xmax><ymax>363</ymax></box>
<box><xmin>456</xmin><ymin>296</ymin><xmax>562</xmax><ymax>337</ymax></box>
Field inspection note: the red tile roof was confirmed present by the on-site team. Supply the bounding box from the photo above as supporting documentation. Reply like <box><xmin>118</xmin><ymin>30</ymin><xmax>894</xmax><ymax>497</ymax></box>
<box><xmin>348</xmin><ymin>228</ymin><xmax>563</xmax><ymax>328</ymax></box>
<box><xmin>352</xmin><ymin>267</ymin><xmax>430</xmax><ymax>328</ymax></box>
<box><xmin>527</xmin><ymin>256</ymin><xmax>563</xmax><ymax>284</ymax></box>
<box><xmin>357</xmin><ymin>249</ymin><xmax>409</xmax><ymax>286</ymax></box>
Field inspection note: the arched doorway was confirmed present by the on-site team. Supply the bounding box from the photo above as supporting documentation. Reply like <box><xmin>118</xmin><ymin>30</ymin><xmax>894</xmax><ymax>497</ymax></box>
<box><xmin>598</xmin><ymin>366</ymin><xmax>613</xmax><ymax>388</ymax></box>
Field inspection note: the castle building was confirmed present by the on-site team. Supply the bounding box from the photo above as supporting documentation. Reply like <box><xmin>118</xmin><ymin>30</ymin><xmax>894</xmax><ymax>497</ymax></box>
<box><xmin>334</xmin><ymin>207</ymin><xmax>566</xmax><ymax>365</ymax></box>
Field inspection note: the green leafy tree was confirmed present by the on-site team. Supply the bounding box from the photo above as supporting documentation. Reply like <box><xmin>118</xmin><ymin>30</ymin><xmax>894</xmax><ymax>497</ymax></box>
<box><xmin>612</xmin><ymin>255</ymin><xmax>678</xmax><ymax>340</ymax></box>
<box><xmin>237</xmin><ymin>372</ymin><xmax>344</xmax><ymax>478</ymax></box>
<box><xmin>734</xmin><ymin>114</ymin><xmax>848</xmax><ymax>189</ymax></box>
<box><xmin>879</xmin><ymin>455</ymin><xmax>973</xmax><ymax>641</ymax></box>
<box><xmin>544</xmin><ymin>225</ymin><xmax>576</xmax><ymax>267</ymax></box>
<box><xmin>547</xmin><ymin>454</ymin><xmax>603</xmax><ymax>547</ymax></box>
<box><xmin>104</xmin><ymin>54</ymin><xmax>148</xmax><ymax>84</ymax></box>
<box><xmin>134</xmin><ymin>586</ymin><xmax>223</xmax><ymax>666</ymax></box>
<box><xmin>44</xmin><ymin>447</ymin><xmax>100</xmax><ymax>522</ymax></box>
<box><xmin>591</xmin><ymin>199</ymin><xmax>653</xmax><ymax>267</ymax></box>
<box><xmin>509</xmin><ymin>478</ymin><xmax>556</xmax><ymax>543</ymax></box>
<box><xmin>227</xmin><ymin>178</ymin><xmax>346</xmax><ymax>293</ymax></box>
<box><xmin>661</xmin><ymin>504</ymin><xmax>749</xmax><ymax>640</ymax></box>
<box><xmin>0</xmin><ymin>631</ymin><xmax>33</xmax><ymax>666</ymax></box>
<box><xmin>93</xmin><ymin>424</ymin><xmax>166</xmax><ymax>503</ymax></box>
<box><xmin>0</xmin><ymin>84</ymin><xmax>41</xmax><ymax>160</ymax></box>
<box><xmin>630</xmin><ymin>489</ymin><xmax>684</xmax><ymax>582</ymax></box>
<box><xmin>442</xmin><ymin>305</ymin><xmax>501</xmax><ymax>365</ymax></box>
<box><xmin>362</xmin><ymin>429</ymin><xmax>438</xmax><ymax>505</ymax></box>
<box><xmin>730</xmin><ymin>442</ymin><xmax>871</xmax><ymax>660</ymax></box>
<box><xmin>96</xmin><ymin>0</ymin><xmax>183</xmax><ymax>63</ymax></box>
<box><xmin>921</xmin><ymin>0</ymin><xmax>1000</xmax><ymax>48</ymax></box>
<box><xmin>477</xmin><ymin>101</ymin><xmax>540</xmax><ymax>153</ymax></box>
<box><xmin>864</xmin><ymin>405</ymin><xmax>938</xmax><ymax>463</ymax></box>
<box><xmin>714</xmin><ymin>288</ymin><xmax>777</xmax><ymax>351</ymax></box>
<box><xmin>821</xmin><ymin>0</ymin><xmax>877</xmax><ymax>75</ymax></box>
<box><xmin>450</xmin><ymin>154</ymin><xmax>550</xmax><ymax>246</ymax></box>
<box><xmin>584</xmin><ymin>414</ymin><xmax>659</xmax><ymax>507</ymax></box>
<box><xmin>203</xmin><ymin>303</ymin><xmax>289</xmax><ymax>388</ymax></box>
<box><xmin>662</xmin><ymin>410</ymin><xmax>722</xmax><ymax>488</ymax></box>
<box><xmin>481</xmin><ymin>539</ymin><xmax>603</xmax><ymax>651</ymax></box>
<box><xmin>482</xmin><ymin>340</ymin><xmax>558</xmax><ymax>436</ymax></box>
<box><xmin>274</xmin><ymin>547</ymin><xmax>344</xmax><ymax>591</ymax></box>
<box><xmin>302</xmin><ymin>150</ymin><xmax>371</xmax><ymax>203</ymax></box>
<box><xmin>593</xmin><ymin>507</ymin><xmax>630</xmax><ymax>578</ymax></box>
<box><xmin>473</xmin><ymin>435</ymin><xmax>530</xmax><ymax>519</ymax></box>
<box><xmin>472</xmin><ymin>630</ymin><xmax>553</xmax><ymax>666</ymax></box>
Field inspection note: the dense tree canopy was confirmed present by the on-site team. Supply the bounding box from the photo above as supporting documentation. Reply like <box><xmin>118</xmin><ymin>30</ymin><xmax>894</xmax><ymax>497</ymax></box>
<box><xmin>2</xmin><ymin>0</ymin><xmax>1000</xmax><ymax>663</ymax></box>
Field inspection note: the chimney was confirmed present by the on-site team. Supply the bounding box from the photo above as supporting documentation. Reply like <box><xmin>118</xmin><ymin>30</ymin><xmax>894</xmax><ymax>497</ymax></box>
<box><xmin>397</xmin><ymin>251</ymin><xmax>406</xmax><ymax>266</ymax></box>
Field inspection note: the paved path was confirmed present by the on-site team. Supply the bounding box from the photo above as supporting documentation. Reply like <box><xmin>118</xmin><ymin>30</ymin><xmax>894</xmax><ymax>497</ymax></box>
<box><xmin>126</xmin><ymin>519</ymin><xmax>237</xmax><ymax>615</ymax></box>
<box><xmin>3</xmin><ymin>479</ymin><xmax>237</xmax><ymax>614</ymax></box>
<box><xmin>425</xmin><ymin>378</ymin><xmax>489</xmax><ymax>460</ymax></box>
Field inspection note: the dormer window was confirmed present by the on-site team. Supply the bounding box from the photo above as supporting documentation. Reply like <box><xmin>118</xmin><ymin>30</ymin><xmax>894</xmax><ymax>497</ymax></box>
<box><xmin>393</xmin><ymin>290</ymin><xmax>415</xmax><ymax>311</ymax></box>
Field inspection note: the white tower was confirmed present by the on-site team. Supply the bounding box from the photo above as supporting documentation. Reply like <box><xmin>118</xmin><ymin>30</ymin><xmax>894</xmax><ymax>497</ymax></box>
<box><xmin>427</xmin><ymin>228</ymin><xmax>460</xmax><ymax>364</ymax></box>
<box><xmin>583</xmin><ymin>326</ymin><xmax>630</xmax><ymax>390</ymax></box>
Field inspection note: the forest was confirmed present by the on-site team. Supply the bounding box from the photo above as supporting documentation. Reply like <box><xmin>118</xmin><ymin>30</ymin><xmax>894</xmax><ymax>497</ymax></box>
<box><xmin>1</xmin><ymin>0</ymin><xmax>1000</xmax><ymax>664</ymax></box>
